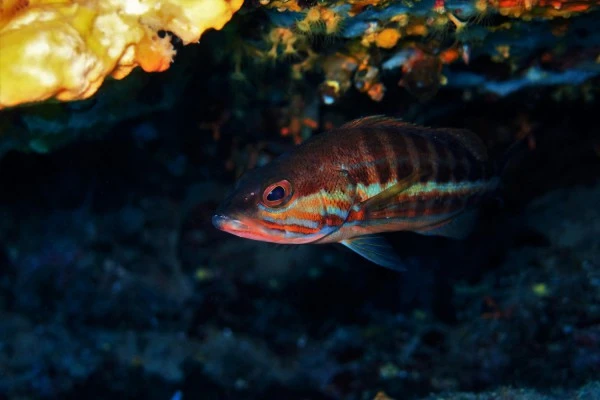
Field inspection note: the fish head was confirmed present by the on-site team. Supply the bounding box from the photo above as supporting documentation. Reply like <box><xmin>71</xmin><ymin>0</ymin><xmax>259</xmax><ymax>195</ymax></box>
<box><xmin>213</xmin><ymin>156</ymin><xmax>356</xmax><ymax>244</ymax></box>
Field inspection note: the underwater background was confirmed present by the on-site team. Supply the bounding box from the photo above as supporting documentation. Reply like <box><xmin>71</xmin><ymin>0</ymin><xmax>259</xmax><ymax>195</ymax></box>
<box><xmin>0</xmin><ymin>1</ymin><xmax>599</xmax><ymax>399</ymax></box>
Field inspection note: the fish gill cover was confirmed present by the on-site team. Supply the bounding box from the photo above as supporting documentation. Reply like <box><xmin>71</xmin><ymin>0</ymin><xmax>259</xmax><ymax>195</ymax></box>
<box><xmin>0</xmin><ymin>0</ymin><xmax>599</xmax><ymax>399</ymax></box>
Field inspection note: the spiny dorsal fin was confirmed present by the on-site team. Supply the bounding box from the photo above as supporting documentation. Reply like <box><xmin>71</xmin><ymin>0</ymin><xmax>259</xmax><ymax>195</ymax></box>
<box><xmin>339</xmin><ymin>115</ymin><xmax>488</xmax><ymax>162</ymax></box>
<box><xmin>428</xmin><ymin>127</ymin><xmax>488</xmax><ymax>162</ymax></box>
<box><xmin>339</xmin><ymin>115</ymin><xmax>410</xmax><ymax>130</ymax></box>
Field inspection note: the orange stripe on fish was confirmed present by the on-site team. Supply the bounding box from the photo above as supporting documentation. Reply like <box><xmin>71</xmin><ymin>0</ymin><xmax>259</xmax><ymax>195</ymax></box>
<box><xmin>260</xmin><ymin>220</ymin><xmax>321</xmax><ymax>235</ymax></box>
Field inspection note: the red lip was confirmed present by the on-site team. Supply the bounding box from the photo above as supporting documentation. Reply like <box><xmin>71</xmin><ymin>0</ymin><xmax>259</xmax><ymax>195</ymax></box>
<box><xmin>212</xmin><ymin>214</ymin><xmax>287</xmax><ymax>242</ymax></box>
<box><xmin>212</xmin><ymin>214</ymin><xmax>250</xmax><ymax>232</ymax></box>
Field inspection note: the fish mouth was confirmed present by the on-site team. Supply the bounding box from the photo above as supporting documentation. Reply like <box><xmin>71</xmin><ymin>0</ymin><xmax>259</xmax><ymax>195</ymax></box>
<box><xmin>212</xmin><ymin>213</ymin><xmax>288</xmax><ymax>243</ymax></box>
<box><xmin>212</xmin><ymin>213</ymin><xmax>277</xmax><ymax>242</ymax></box>
<box><xmin>212</xmin><ymin>214</ymin><xmax>250</xmax><ymax>233</ymax></box>
<box><xmin>212</xmin><ymin>213</ymin><xmax>326</xmax><ymax>244</ymax></box>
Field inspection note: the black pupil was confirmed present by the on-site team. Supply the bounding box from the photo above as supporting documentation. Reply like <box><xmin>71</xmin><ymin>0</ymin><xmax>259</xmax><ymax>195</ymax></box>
<box><xmin>267</xmin><ymin>186</ymin><xmax>285</xmax><ymax>202</ymax></box>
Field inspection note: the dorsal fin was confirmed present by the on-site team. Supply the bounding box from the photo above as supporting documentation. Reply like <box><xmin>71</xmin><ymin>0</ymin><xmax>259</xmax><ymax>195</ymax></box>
<box><xmin>428</xmin><ymin>127</ymin><xmax>488</xmax><ymax>161</ymax></box>
<box><xmin>339</xmin><ymin>115</ymin><xmax>410</xmax><ymax>130</ymax></box>
<box><xmin>339</xmin><ymin>115</ymin><xmax>488</xmax><ymax>161</ymax></box>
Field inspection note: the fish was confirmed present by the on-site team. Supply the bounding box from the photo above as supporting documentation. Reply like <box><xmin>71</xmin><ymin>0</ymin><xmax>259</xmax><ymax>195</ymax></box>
<box><xmin>212</xmin><ymin>115</ymin><xmax>501</xmax><ymax>271</ymax></box>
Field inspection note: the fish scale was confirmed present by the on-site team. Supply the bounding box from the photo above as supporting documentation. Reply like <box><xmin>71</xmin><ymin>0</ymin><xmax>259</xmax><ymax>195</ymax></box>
<box><xmin>339</xmin><ymin>127</ymin><xmax>491</xmax><ymax>227</ymax></box>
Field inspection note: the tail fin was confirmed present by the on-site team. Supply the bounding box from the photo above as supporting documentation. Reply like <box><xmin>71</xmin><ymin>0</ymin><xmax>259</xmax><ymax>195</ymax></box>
<box><xmin>496</xmin><ymin>134</ymin><xmax>534</xmax><ymax>181</ymax></box>
<box><xmin>489</xmin><ymin>134</ymin><xmax>534</xmax><ymax>207</ymax></box>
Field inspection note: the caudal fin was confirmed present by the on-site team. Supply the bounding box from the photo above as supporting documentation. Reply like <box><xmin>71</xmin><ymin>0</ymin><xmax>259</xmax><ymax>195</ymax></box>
<box><xmin>414</xmin><ymin>209</ymin><xmax>479</xmax><ymax>240</ymax></box>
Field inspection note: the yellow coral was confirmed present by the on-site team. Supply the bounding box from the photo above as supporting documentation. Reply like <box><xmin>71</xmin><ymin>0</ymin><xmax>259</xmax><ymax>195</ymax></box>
<box><xmin>266</xmin><ymin>27</ymin><xmax>301</xmax><ymax>58</ymax></box>
<box><xmin>295</xmin><ymin>6</ymin><xmax>343</xmax><ymax>37</ymax></box>
<box><xmin>0</xmin><ymin>0</ymin><xmax>244</xmax><ymax>109</ymax></box>
<box><xmin>405</xmin><ymin>23</ymin><xmax>428</xmax><ymax>36</ymax></box>
<box><xmin>320</xmin><ymin>8</ymin><xmax>343</xmax><ymax>35</ymax></box>
<box><xmin>375</xmin><ymin>28</ymin><xmax>401</xmax><ymax>49</ymax></box>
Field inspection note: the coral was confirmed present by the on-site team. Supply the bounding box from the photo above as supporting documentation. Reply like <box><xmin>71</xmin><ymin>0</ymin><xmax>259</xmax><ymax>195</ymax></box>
<box><xmin>2</xmin><ymin>0</ymin><xmax>598</xmax><ymax>112</ymax></box>
<box><xmin>266</xmin><ymin>27</ymin><xmax>303</xmax><ymax>58</ymax></box>
<box><xmin>0</xmin><ymin>0</ymin><xmax>243</xmax><ymax>109</ymax></box>
<box><xmin>354</xmin><ymin>59</ymin><xmax>385</xmax><ymax>101</ymax></box>
<box><xmin>252</xmin><ymin>0</ymin><xmax>600</xmax><ymax>105</ymax></box>
<box><xmin>0</xmin><ymin>0</ymin><xmax>597</xmax><ymax>118</ymax></box>
<box><xmin>319</xmin><ymin>52</ymin><xmax>359</xmax><ymax>104</ymax></box>
<box><xmin>295</xmin><ymin>7</ymin><xmax>324</xmax><ymax>34</ymax></box>
<box><xmin>491</xmin><ymin>0</ymin><xmax>600</xmax><ymax>19</ymax></box>
<box><xmin>375</xmin><ymin>27</ymin><xmax>401</xmax><ymax>49</ymax></box>
<box><xmin>295</xmin><ymin>6</ymin><xmax>344</xmax><ymax>37</ymax></box>
<box><xmin>321</xmin><ymin>7</ymin><xmax>344</xmax><ymax>35</ymax></box>
<box><xmin>0</xmin><ymin>57</ymin><xmax>190</xmax><ymax>156</ymax></box>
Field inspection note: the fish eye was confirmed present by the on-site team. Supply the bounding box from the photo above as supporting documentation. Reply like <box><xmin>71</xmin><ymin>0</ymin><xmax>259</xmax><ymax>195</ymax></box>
<box><xmin>267</xmin><ymin>186</ymin><xmax>285</xmax><ymax>201</ymax></box>
<box><xmin>262</xmin><ymin>180</ymin><xmax>292</xmax><ymax>207</ymax></box>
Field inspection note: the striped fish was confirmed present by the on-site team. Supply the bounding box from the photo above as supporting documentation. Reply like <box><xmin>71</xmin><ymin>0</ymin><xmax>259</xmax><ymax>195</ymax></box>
<box><xmin>212</xmin><ymin>116</ymin><xmax>500</xmax><ymax>270</ymax></box>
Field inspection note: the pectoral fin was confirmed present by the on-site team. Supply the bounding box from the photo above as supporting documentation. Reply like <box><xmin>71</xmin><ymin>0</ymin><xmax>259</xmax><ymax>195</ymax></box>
<box><xmin>360</xmin><ymin>169</ymin><xmax>424</xmax><ymax>216</ymax></box>
<box><xmin>341</xmin><ymin>235</ymin><xmax>405</xmax><ymax>271</ymax></box>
